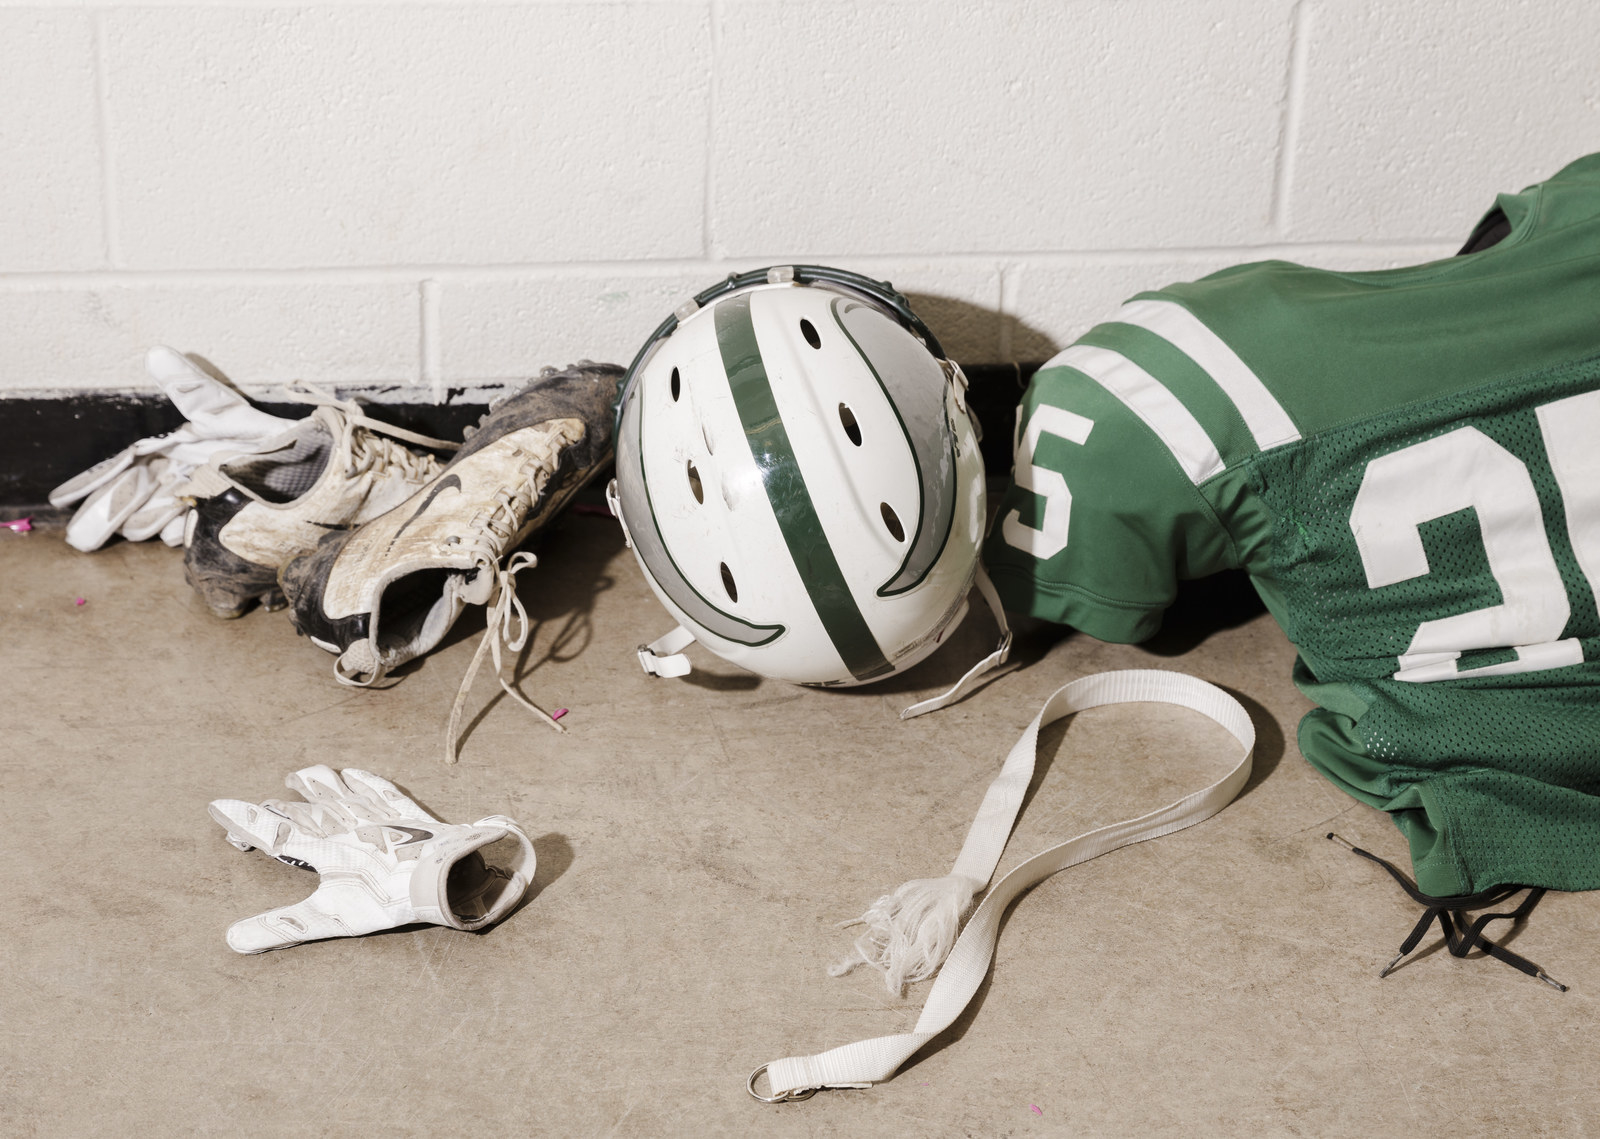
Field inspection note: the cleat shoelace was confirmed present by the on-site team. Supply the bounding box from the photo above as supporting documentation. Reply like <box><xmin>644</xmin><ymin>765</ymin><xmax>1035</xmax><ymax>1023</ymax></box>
<box><xmin>445</xmin><ymin>551</ymin><xmax>566</xmax><ymax>765</ymax></box>
<box><xmin>1327</xmin><ymin>833</ymin><xmax>1568</xmax><ymax>991</ymax></box>
<box><xmin>346</xmin><ymin>430</ymin><xmax>442</xmax><ymax>483</ymax></box>
<box><xmin>284</xmin><ymin>380</ymin><xmax>461</xmax><ymax>464</ymax></box>
<box><xmin>442</xmin><ymin>440</ymin><xmax>576</xmax><ymax>763</ymax></box>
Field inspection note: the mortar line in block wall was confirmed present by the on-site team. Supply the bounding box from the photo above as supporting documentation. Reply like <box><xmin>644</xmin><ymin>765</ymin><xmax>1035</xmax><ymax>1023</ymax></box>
<box><xmin>1270</xmin><ymin>0</ymin><xmax>1311</xmax><ymax>235</ymax></box>
<box><xmin>92</xmin><ymin>12</ymin><xmax>122</xmax><ymax>269</ymax></box>
<box><xmin>704</xmin><ymin>0</ymin><xmax>722</xmax><ymax>261</ymax></box>
<box><xmin>421</xmin><ymin>278</ymin><xmax>442</xmax><ymax>400</ymax></box>
<box><xmin>997</xmin><ymin>264</ymin><xmax>1020</xmax><ymax>362</ymax></box>
<box><xmin>0</xmin><ymin>244</ymin><xmax>1463</xmax><ymax>290</ymax></box>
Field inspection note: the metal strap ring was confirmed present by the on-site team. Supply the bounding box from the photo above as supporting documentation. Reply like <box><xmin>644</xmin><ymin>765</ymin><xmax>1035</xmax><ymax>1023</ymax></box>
<box><xmin>747</xmin><ymin>1064</ymin><xmax>817</xmax><ymax>1104</ymax></box>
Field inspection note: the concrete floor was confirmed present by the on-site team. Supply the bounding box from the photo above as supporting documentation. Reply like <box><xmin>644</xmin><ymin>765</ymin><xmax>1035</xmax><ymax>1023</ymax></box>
<box><xmin>3</xmin><ymin>511</ymin><xmax>1597</xmax><ymax>1137</ymax></box>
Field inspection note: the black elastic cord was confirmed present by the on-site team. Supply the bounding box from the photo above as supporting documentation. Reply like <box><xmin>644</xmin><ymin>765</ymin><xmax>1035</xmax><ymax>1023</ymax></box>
<box><xmin>1326</xmin><ymin>834</ymin><xmax>1567</xmax><ymax>991</ymax></box>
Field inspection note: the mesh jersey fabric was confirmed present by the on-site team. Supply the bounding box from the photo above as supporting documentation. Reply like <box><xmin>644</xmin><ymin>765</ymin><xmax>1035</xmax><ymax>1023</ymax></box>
<box><xmin>984</xmin><ymin>153</ymin><xmax>1600</xmax><ymax>897</ymax></box>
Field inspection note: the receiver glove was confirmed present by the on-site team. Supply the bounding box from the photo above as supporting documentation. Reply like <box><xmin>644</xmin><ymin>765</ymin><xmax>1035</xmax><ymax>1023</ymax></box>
<box><xmin>208</xmin><ymin>765</ymin><xmax>536</xmax><ymax>954</ymax></box>
<box><xmin>50</xmin><ymin>347</ymin><xmax>294</xmax><ymax>550</ymax></box>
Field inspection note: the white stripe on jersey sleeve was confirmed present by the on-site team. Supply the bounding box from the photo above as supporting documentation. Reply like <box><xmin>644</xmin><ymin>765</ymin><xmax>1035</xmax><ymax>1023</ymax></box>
<box><xmin>1046</xmin><ymin>343</ymin><xmax>1225</xmax><ymax>485</ymax></box>
<box><xmin>1110</xmin><ymin>298</ymin><xmax>1302</xmax><ymax>451</ymax></box>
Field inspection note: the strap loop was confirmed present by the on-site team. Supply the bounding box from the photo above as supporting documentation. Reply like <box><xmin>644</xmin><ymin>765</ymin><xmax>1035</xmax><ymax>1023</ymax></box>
<box><xmin>746</xmin><ymin>1065</ymin><xmax>818</xmax><ymax>1104</ymax></box>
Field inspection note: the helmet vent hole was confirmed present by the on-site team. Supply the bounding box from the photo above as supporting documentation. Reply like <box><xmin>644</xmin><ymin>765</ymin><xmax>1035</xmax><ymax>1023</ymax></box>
<box><xmin>880</xmin><ymin>502</ymin><xmax>905</xmax><ymax>542</ymax></box>
<box><xmin>838</xmin><ymin>403</ymin><xmax>862</xmax><ymax>446</ymax></box>
<box><xmin>670</xmin><ymin>367</ymin><xmax>681</xmax><ymax>402</ymax></box>
<box><xmin>800</xmin><ymin>319</ymin><xmax>822</xmax><ymax>350</ymax></box>
<box><xmin>686</xmin><ymin>460</ymin><xmax>703</xmax><ymax>504</ymax></box>
<box><xmin>720</xmin><ymin>562</ymin><xmax>738</xmax><ymax>602</ymax></box>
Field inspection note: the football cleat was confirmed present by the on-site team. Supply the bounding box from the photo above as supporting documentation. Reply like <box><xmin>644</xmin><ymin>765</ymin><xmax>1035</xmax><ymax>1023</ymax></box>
<box><xmin>180</xmin><ymin>387</ymin><xmax>458</xmax><ymax>619</ymax></box>
<box><xmin>278</xmin><ymin>362</ymin><xmax>623</xmax><ymax>718</ymax></box>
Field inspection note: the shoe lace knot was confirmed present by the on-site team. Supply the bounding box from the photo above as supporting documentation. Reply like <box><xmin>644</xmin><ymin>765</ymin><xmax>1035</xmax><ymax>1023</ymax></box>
<box><xmin>444</xmin><ymin>551</ymin><xmax>566</xmax><ymax>764</ymax></box>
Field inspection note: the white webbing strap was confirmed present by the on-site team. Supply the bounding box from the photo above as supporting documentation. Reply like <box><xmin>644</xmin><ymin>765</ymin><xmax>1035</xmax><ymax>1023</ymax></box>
<box><xmin>638</xmin><ymin>625</ymin><xmax>695</xmax><ymax>678</ymax></box>
<box><xmin>900</xmin><ymin>566</ymin><xmax>1013</xmax><ymax>719</ymax></box>
<box><xmin>755</xmin><ymin>669</ymin><xmax>1255</xmax><ymax>1100</ymax></box>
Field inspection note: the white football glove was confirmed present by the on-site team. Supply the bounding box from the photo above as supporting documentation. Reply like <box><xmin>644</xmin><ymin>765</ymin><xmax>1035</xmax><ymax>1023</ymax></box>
<box><xmin>50</xmin><ymin>346</ymin><xmax>294</xmax><ymax>551</ymax></box>
<box><xmin>208</xmin><ymin>765</ymin><xmax>537</xmax><ymax>954</ymax></box>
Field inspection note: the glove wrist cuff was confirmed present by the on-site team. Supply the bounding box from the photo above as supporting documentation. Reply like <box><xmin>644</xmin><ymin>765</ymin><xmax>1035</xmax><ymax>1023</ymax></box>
<box><xmin>410</xmin><ymin>816</ymin><xmax>537</xmax><ymax>932</ymax></box>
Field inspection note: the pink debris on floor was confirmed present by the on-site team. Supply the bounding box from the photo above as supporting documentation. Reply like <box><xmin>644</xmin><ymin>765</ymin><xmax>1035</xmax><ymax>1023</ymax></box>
<box><xmin>75</xmin><ymin>597</ymin><xmax>86</xmax><ymax>606</ymax></box>
<box><xmin>552</xmin><ymin>708</ymin><xmax>569</xmax><ymax>721</ymax></box>
<box><xmin>3</xmin><ymin>517</ymin><xmax>31</xmax><ymax>533</ymax></box>
<box><xmin>1031</xmin><ymin>1105</ymin><xmax>1043</xmax><ymax>1116</ymax></box>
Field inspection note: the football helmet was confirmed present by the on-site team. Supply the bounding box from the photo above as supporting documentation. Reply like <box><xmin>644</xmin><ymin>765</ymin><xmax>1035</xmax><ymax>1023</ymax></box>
<box><xmin>608</xmin><ymin>265</ymin><xmax>1007</xmax><ymax>712</ymax></box>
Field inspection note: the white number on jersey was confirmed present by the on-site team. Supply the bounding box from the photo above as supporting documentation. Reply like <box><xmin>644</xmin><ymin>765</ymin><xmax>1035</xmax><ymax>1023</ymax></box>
<box><xmin>1350</xmin><ymin>391</ymin><xmax>1600</xmax><ymax>681</ymax></box>
<box><xmin>1001</xmin><ymin>404</ymin><xmax>1094</xmax><ymax>561</ymax></box>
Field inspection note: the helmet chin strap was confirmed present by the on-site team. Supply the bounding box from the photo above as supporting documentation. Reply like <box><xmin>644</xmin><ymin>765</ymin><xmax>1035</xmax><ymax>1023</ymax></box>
<box><xmin>898</xmin><ymin>566</ymin><xmax>1011</xmax><ymax>718</ymax></box>
<box><xmin>637</xmin><ymin>624</ymin><xmax>695</xmax><ymax>679</ymax></box>
<box><xmin>609</xmin><ymin>475</ymin><xmax>698</xmax><ymax>680</ymax></box>
<box><xmin>635</xmin><ymin>566</ymin><xmax>1013</xmax><ymax>716</ymax></box>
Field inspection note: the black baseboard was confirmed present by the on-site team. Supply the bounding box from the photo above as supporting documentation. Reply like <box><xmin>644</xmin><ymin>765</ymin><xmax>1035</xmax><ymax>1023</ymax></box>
<box><xmin>0</xmin><ymin>363</ymin><xmax>1039</xmax><ymax>512</ymax></box>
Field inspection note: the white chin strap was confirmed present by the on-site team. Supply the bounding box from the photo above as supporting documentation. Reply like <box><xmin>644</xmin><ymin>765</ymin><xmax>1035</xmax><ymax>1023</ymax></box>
<box><xmin>749</xmin><ymin>669</ymin><xmax>1255</xmax><ymax>1103</ymax></box>
<box><xmin>637</xmin><ymin>624</ymin><xmax>696</xmax><ymax>679</ymax></box>
<box><xmin>635</xmin><ymin>566</ymin><xmax>1013</xmax><ymax>716</ymax></box>
<box><xmin>898</xmin><ymin>566</ymin><xmax>1011</xmax><ymax>718</ymax></box>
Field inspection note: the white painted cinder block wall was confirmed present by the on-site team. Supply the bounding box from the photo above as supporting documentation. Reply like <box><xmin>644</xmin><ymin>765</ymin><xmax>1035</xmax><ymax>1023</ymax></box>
<box><xmin>2</xmin><ymin>1</ymin><xmax>1597</xmax><ymax>398</ymax></box>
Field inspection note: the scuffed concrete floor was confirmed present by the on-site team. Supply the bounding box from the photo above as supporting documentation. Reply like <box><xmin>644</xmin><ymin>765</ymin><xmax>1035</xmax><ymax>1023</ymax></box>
<box><xmin>3</xmin><ymin>511</ymin><xmax>1597</xmax><ymax>1137</ymax></box>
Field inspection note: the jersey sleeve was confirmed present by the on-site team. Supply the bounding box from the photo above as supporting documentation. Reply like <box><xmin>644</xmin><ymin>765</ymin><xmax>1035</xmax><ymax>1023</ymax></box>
<box><xmin>982</xmin><ymin>356</ymin><xmax>1240</xmax><ymax>643</ymax></box>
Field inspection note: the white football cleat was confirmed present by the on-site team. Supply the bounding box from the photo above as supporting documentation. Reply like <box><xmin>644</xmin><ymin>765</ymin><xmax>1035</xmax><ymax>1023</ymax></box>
<box><xmin>279</xmin><ymin>362</ymin><xmax>621</xmax><ymax>709</ymax></box>
<box><xmin>180</xmin><ymin>387</ymin><xmax>458</xmax><ymax>618</ymax></box>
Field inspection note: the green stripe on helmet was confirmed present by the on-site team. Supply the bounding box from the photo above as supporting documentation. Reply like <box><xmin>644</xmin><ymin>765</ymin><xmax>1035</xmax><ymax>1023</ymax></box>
<box><xmin>715</xmin><ymin>292</ymin><xmax>895</xmax><ymax>683</ymax></box>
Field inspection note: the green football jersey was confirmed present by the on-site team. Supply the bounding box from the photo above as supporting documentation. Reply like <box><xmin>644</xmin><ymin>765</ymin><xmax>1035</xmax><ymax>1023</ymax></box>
<box><xmin>985</xmin><ymin>154</ymin><xmax>1600</xmax><ymax>897</ymax></box>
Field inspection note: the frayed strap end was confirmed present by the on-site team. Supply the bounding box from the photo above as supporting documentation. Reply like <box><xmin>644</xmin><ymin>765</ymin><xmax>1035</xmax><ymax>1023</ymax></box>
<box><xmin>837</xmin><ymin>874</ymin><xmax>981</xmax><ymax>994</ymax></box>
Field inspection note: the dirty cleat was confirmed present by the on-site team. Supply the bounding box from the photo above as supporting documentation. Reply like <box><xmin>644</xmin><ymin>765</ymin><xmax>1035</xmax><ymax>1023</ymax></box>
<box><xmin>279</xmin><ymin>362</ymin><xmax>623</xmax><ymax>700</ymax></box>
<box><xmin>180</xmin><ymin>388</ymin><xmax>459</xmax><ymax>618</ymax></box>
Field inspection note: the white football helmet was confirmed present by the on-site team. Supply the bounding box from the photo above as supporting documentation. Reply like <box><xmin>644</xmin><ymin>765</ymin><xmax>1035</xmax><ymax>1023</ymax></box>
<box><xmin>607</xmin><ymin>266</ymin><xmax>1008</xmax><ymax>713</ymax></box>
